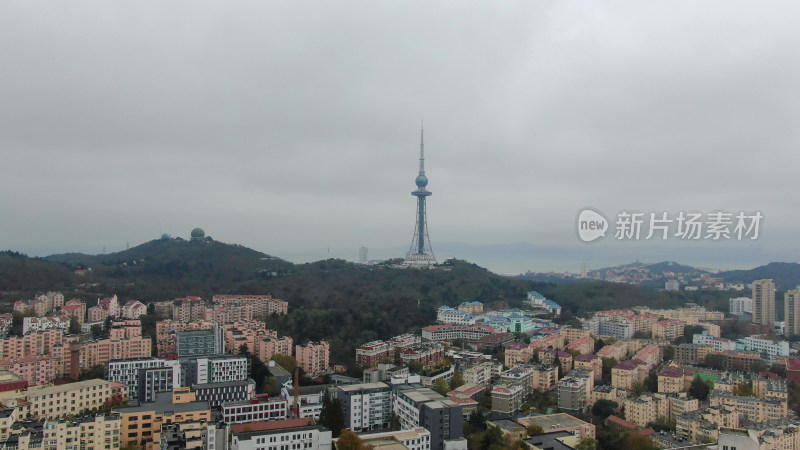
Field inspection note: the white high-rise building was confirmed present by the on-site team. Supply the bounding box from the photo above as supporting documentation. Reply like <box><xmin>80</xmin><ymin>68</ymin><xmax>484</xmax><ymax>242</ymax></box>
<box><xmin>359</xmin><ymin>246</ymin><xmax>368</xmax><ymax>264</ymax></box>
<box><xmin>730</xmin><ymin>296</ymin><xmax>753</xmax><ymax>315</ymax></box>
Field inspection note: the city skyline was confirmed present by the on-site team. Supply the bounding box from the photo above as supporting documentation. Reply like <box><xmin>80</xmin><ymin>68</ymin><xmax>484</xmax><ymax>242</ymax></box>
<box><xmin>2</xmin><ymin>2</ymin><xmax>800</xmax><ymax>274</ymax></box>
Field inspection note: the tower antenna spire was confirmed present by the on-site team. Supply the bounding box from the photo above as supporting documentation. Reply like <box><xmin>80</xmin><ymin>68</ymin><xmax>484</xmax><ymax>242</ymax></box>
<box><xmin>419</xmin><ymin>120</ymin><xmax>425</xmax><ymax>174</ymax></box>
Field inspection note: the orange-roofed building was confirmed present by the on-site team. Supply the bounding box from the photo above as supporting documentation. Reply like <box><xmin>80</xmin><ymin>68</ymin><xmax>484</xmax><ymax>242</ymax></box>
<box><xmin>567</xmin><ymin>336</ymin><xmax>595</xmax><ymax>355</ymax></box>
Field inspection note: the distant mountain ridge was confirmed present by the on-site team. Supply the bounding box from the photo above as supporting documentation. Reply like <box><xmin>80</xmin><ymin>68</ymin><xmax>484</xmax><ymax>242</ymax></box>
<box><xmin>518</xmin><ymin>260</ymin><xmax>800</xmax><ymax>291</ymax></box>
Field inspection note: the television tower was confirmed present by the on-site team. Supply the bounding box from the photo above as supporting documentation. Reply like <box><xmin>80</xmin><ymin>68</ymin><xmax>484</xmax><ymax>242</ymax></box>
<box><xmin>403</xmin><ymin>125</ymin><xmax>437</xmax><ymax>267</ymax></box>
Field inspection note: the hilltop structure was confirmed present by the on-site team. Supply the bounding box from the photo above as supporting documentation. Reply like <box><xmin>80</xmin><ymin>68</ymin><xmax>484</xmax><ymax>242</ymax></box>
<box><xmin>402</xmin><ymin>126</ymin><xmax>437</xmax><ymax>267</ymax></box>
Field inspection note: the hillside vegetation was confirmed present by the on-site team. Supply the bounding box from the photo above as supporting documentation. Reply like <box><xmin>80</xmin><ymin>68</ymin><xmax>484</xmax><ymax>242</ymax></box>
<box><xmin>0</xmin><ymin>240</ymin><xmax>761</xmax><ymax>363</ymax></box>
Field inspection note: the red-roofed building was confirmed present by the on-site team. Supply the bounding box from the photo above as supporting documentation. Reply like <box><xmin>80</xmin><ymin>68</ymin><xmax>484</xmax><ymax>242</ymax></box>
<box><xmin>567</xmin><ymin>336</ymin><xmax>595</xmax><ymax>355</ymax></box>
<box><xmin>606</xmin><ymin>414</ymin><xmax>638</xmax><ymax>430</ymax></box>
<box><xmin>121</xmin><ymin>300</ymin><xmax>147</xmax><ymax>320</ymax></box>
<box><xmin>231</xmin><ymin>418</ymin><xmax>331</xmax><ymax>449</ymax></box>
<box><xmin>786</xmin><ymin>358</ymin><xmax>800</xmax><ymax>385</ymax></box>
<box><xmin>541</xmin><ymin>349</ymin><xmax>573</xmax><ymax>374</ymax></box>
<box><xmin>658</xmin><ymin>366</ymin><xmax>685</xmax><ymax>393</ymax></box>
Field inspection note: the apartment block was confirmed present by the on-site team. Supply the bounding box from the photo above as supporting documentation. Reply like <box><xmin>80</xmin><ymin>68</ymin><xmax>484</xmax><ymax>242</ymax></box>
<box><xmin>530</xmin><ymin>363</ymin><xmax>559</xmax><ymax>390</ymax></box>
<box><xmin>181</xmin><ymin>355</ymin><xmax>249</xmax><ymax>385</ymax></box>
<box><xmin>154</xmin><ymin>320</ymin><xmax>215</xmax><ymax>356</ymax></box>
<box><xmin>658</xmin><ymin>366</ymin><xmax>685</xmax><ymax>394</ymax></box>
<box><xmin>105</xmin><ymin>358</ymin><xmax>181</xmax><ymax>399</ymax></box>
<box><xmin>22</xmin><ymin>316</ymin><xmax>70</xmax><ymax>336</ymax></box>
<box><xmin>296</xmin><ymin>341</ymin><xmax>330</xmax><ymax>377</ymax></box>
<box><xmin>652</xmin><ymin>320</ymin><xmax>685</xmax><ymax>341</ymax></box>
<box><xmin>42</xmin><ymin>413</ymin><xmax>122</xmax><ymax>449</ymax></box>
<box><xmin>220</xmin><ymin>394</ymin><xmax>288</xmax><ymax>424</ymax></box>
<box><xmin>329</xmin><ymin>382</ymin><xmax>392</xmax><ymax>432</ymax></box>
<box><xmin>394</xmin><ymin>385</ymin><xmax>463</xmax><ymax>450</ymax></box>
<box><xmin>500</xmin><ymin>366</ymin><xmax>534</xmax><ymax>397</ymax></box>
<box><xmin>0</xmin><ymin>329</ymin><xmax>65</xmax><ymax>360</ymax></box>
<box><xmin>624</xmin><ymin>394</ymin><xmax>669</xmax><ymax>427</ymax></box>
<box><xmin>193</xmin><ymin>379</ymin><xmax>256</xmax><ymax>408</ymax></box>
<box><xmin>558</xmin><ymin>376</ymin><xmax>587</xmax><ymax>412</ymax></box>
<box><xmin>675</xmin><ymin>343</ymin><xmax>713</xmax><ymax>365</ymax></box>
<box><xmin>566</xmin><ymin>336</ymin><xmax>594</xmax><ymax>355</ymax></box>
<box><xmin>257</xmin><ymin>336</ymin><xmax>294</xmax><ymax>362</ymax></box>
<box><xmin>753</xmin><ymin>279</ymin><xmax>777</xmax><ymax>327</ymax></box>
<box><xmin>574</xmin><ymin>354</ymin><xmax>602</xmax><ymax>381</ymax></box>
<box><xmin>114</xmin><ymin>388</ymin><xmax>211</xmax><ymax>450</ymax></box>
<box><xmin>693</xmin><ymin>332</ymin><xmax>737</xmax><ymax>352</ymax></box>
<box><xmin>436</xmin><ymin>306</ymin><xmax>477</xmax><ymax>326</ymax></box>
<box><xmin>611</xmin><ymin>359</ymin><xmax>648</xmax><ymax>391</ymax></box>
<box><xmin>0</xmin><ymin>356</ymin><xmax>60</xmax><ymax>387</ymax></box>
<box><xmin>709</xmin><ymin>389</ymin><xmax>787</xmax><ymax>422</ymax></box>
<box><xmin>230</xmin><ymin>418</ymin><xmax>331</xmax><ymax>450</ymax></box>
<box><xmin>540</xmin><ymin>350</ymin><xmax>573</xmax><ymax>375</ymax></box>
<box><xmin>490</xmin><ymin>383</ymin><xmax>522</xmax><ymax>414</ymax></box>
<box><xmin>3</xmin><ymin>379</ymin><xmax>126</xmax><ymax>420</ymax></box>
<box><xmin>462</xmin><ymin>361</ymin><xmax>493</xmax><ymax>387</ymax></box>
<box><xmin>596</xmin><ymin>342</ymin><xmax>627</xmax><ymax>361</ymax></box>
<box><xmin>399</xmin><ymin>342</ymin><xmax>443</xmax><ymax>369</ymax></box>
<box><xmin>458</xmin><ymin>301</ymin><xmax>483</xmax><ymax>315</ymax></box>
<box><xmin>786</xmin><ymin>287</ymin><xmax>800</xmax><ymax>337</ymax></box>
<box><xmin>212</xmin><ymin>294</ymin><xmax>289</xmax><ymax>318</ymax></box>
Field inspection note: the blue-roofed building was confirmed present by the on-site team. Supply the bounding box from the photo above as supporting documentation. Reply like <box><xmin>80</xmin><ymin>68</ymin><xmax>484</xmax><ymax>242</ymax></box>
<box><xmin>526</xmin><ymin>291</ymin><xmax>562</xmax><ymax>317</ymax></box>
<box><xmin>458</xmin><ymin>301</ymin><xmax>484</xmax><ymax>315</ymax></box>
<box><xmin>437</xmin><ymin>306</ymin><xmax>477</xmax><ymax>326</ymax></box>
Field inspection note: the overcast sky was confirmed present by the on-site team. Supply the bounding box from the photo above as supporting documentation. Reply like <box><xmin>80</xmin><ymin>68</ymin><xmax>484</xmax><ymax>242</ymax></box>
<box><xmin>2</xmin><ymin>1</ymin><xmax>799</xmax><ymax>274</ymax></box>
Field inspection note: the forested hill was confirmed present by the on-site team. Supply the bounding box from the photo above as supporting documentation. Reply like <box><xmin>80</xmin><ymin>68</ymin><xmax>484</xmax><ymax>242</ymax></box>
<box><xmin>1</xmin><ymin>239</ymin><xmax>736</xmax><ymax>363</ymax></box>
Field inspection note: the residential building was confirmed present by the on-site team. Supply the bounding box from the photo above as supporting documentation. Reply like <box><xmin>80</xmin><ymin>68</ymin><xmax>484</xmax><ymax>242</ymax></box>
<box><xmin>176</xmin><ymin>327</ymin><xmax>225</xmax><ymax>357</ymax></box>
<box><xmin>737</xmin><ymin>336</ymin><xmax>790</xmax><ymax>358</ymax></box>
<box><xmin>21</xmin><ymin>316</ymin><xmax>70</xmax><ymax>335</ymax></box>
<box><xmin>2</xmin><ymin>379</ymin><xmax>126</xmax><ymax>420</ymax></box>
<box><xmin>574</xmin><ymin>354</ymin><xmax>602</xmax><ymax>381</ymax></box>
<box><xmin>42</xmin><ymin>413</ymin><xmax>122</xmax><ymax>450</ymax></box>
<box><xmin>457</xmin><ymin>301</ymin><xmax>483</xmax><ymax>315</ymax></box>
<box><xmin>436</xmin><ymin>306</ymin><xmax>476</xmax><ymax>326</ymax></box>
<box><xmin>296</xmin><ymin>341</ymin><xmax>330</xmax><ymax>377</ymax></box>
<box><xmin>114</xmin><ymin>388</ymin><xmax>212</xmax><ymax>450</ymax></box>
<box><xmin>393</xmin><ymin>385</ymin><xmax>463</xmax><ymax>450</ymax></box>
<box><xmin>462</xmin><ymin>361</ymin><xmax>493</xmax><ymax>387</ymax></box>
<box><xmin>658</xmin><ymin>366</ymin><xmax>685</xmax><ymax>394</ymax></box>
<box><xmin>220</xmin><ymin>393</ymin><xmax>288</xmax><ymax>424</ymax></box>
<box><xmin>353</xmin><ymin>428</ymin><xmax>432</xmax><ymax>450</ymax></box>
<box><xmin>675</xmin><ymin>343</ymin><xmax>713</xmax><ymax>365</ymax></box>
<box><xmin>328</xmin><ymin>382</ymin><xmax>392</xmax><ymax>432</ymax></box>
<box><xmin>730</xmin><ymin>296</ymin><xmax>753</xmax><ymax>315</ymax></box>
<box><xmin>530</xmin><ymin>364</ymin><xmax>559</xmax><ymax>390</ymax></box>
<box><xmin>400</xmin><ymin>342</ymin><xmax>444</xmax><ymax>369</ymax></box>
<box><xmin>624</xmin><ymin>394</ymin><xmax>669</xmax><ymax>427</ymax></box>
<box><xmin>105</xmin><ymin>358</ymin><xmax>181</xmax><ymax>399</ymax></box>
<box><xmin>192</xmin><ymin>378</ymin><xmax>256</xmax><ymax>408</ymax></box>
<box><xmin>566</xmin><ymin>336</ymin><xmax>594</xmax><ymax>355</ymax></box>
<box><xmin>516</xmin><ymin>413</ymin><xmax>595</xmax><ymax>440</ymax></box>
<box><xmin>709</xmin><ymin>390</ymin><xmax>787</xmax><ymax>422</ymax></box>
<box><xmin>490</xmin><ymin>383</ymin><xmax>523</xmax><ymax>414</ymax></box>
<box><xmin>693</xmin><ymin>331</ymin><xmax>737</xmax><ymax>352</ymax></box>
<box><xmin>230</xmin><ymin>418</ymin><xmax>332</xmax><ymax>450</ymax></box>
<box><xmin>499</xmin><ymin>365</ymin><xmax>534</xmax><ymax>397</ymax></box>
<box><xmin>752</xmin><ymin>279</ymin><xmax>776</xmax><ymax>327</ymax></box>
<box><xmin>540</xmin><ymin>350</ymin><xmax>573</xmax><ymax>375</ymax></box>
<box><xmin>558</xmin><ymin>377</ymin><xmax>587</xmax><ymax>412</ymax></box>
<box><xmin>786</xmin><ymin>287</ymin><xmax>800</xmax><ymax>337</ymax></box>
<box><xmin>257</xmin><ymin>336</ymin><xmax>294</xmax><ymax>362</ymax></box>
<box><xmin>652</xmin><ymin>320</ymin><xmax>685</xmax><ymax>341</ymax></box>
<box><xmin>212</xmin><ymin>294</ymin><xmax>289</xmax><ymax>318</ymax></box>
<box><xmin>611</xmin><ymin>359</ymin><xmax>648</xmax><ymax>391</ymax></box>
<box><xmin>181</xmin><ymin>355</ymin><xmax>249</xmax><ymax>385</ymax></box>
<box><xmin>121</xmin><ymin>300</ymin><xmax>147</xmax><ymax>319</ymax></box>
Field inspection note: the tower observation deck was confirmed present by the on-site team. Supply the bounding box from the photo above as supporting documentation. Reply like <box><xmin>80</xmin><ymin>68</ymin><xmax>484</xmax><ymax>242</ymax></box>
<box><xmin>402</xmin><ymin>126</ymin><xmax>437</xmax><ymax>267</ymax></box>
